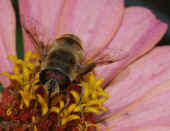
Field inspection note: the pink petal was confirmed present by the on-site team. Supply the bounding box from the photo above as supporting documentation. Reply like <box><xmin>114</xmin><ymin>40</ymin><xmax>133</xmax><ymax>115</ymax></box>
<box><xmin>95</xmin><ymin>7</ymin><xmax>168</xmax><ymax>85</ymax></box>
<box><xmin>98</xmin><ymin>46</ymin><xmax>170</xmax><ymax>130</ymax></box>
<box><xmin>57</xmin><ymin>0</ymin><xmax>124</xmax><ymax>59</ymax></box>
<box><xmin>103</xmin><ymin>46</ymin><xmax>170</xmax><ymax>114</ymax></box>
<box><xmin>100</xmin><ymin>81</ymin><xmax>170</xmax><ymax>130</ymax></box>
<box><xmin>136</xmin><ymin>126</ymin><xmax>170</xmax><ymax>131</ymax></box>
<box><xmin>19</xmin><ymin>0</ymin><xmax>65</xmax><ymax>52</ymax></box>
<box><xmin>0</xmin><ymin>0</ymin><xmax>16</xmax><ymax>86</ymax></box>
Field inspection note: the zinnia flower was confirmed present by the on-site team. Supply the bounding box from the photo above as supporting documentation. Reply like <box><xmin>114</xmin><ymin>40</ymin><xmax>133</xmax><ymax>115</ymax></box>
<box><xmin>0</xmin><ymin>0</ymin><xmax>169</xmax><ymax>130</ymax></box>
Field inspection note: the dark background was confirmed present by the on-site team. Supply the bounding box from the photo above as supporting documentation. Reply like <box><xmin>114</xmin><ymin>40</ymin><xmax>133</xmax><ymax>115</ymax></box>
<box><xmin>11</xmin><ymin>0</ymin><xmax>170</xmax><ymax>59</ymax></box>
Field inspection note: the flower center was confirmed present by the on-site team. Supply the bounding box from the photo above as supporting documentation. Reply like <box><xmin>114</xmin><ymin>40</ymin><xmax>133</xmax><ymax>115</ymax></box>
<box><xmin>0</xmin><ymin>51</ymin><xmax>109</xmax><ymax>130</ymax></box>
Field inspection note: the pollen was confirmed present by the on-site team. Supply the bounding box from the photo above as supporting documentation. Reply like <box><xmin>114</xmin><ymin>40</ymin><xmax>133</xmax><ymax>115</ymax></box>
<box><xmin>0</xmin><ymin>51</ymin><xmax>109</xmax><ymax>130</ymax></box>
<box><xmin>6</xmin><ymin>107</ymin><xmax>12</xmax><ymax>116</ymax></box>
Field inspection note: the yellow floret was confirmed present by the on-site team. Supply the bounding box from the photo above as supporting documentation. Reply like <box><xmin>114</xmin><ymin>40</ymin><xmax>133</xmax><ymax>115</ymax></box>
<box><xmin>2</xmin><ymin>51</ymin><xmax>109</xmax><ymax>130</ymax></box>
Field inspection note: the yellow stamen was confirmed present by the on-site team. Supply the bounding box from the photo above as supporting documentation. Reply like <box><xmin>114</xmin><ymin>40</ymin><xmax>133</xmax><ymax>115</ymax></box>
<box><xmin>32</xmin><ymin>116</ymin><xmax>36</xmax><ymax>123</ymax></box>
<box><xmin>59</xmin><ymin>100</ymin><xmax>65</xmax><ymax>110</ymax></box>
<box><xmin>3</xmin><ymin>51</ymin><xmax>109</xmax><ymax>130</ymax></box>
<box><xmin>84</xmin><ymin>107</ymin><xmax>100</xmax><ymax>115</ymax></box>
<box><xmin>2</xmin><ymin>72</ymin><xmax>23</xmax><ymax>84</ymax></box>
<box><xmin>6</xmin><ymin>108</ymin><xmax>12</xmax><ymax>116</ymax></box>
<box><xmin>73</xmin><ymin>106</ymin><xmax>81</xmax><ymax>112</ymax></box>
<box><xmin>34</xmin><ymin>125</ymin><xmax>38</xmax><ymax>131</ymax></box>
<box><xmin>32</xmin><ymin>116</ymin><xmax>38</xmax><ymax>131</ymax></box>
<box><xmin>37</xmin><ymin>94</ymin><xmax>48</xmax><ymax>115</ymax></box>
<box><xmin>82</xmin><ymin>84</ymin><xmax>89</xmax><ymax>102</ymax></box>
<box><xmin>50</xmin><ymin>106</ymin><xmax>60</xmax><ymax>113</ymax></box>
<box><xmin>61</xmin><ymin>114</ymin><xmax>80</xmax><ymax>125</ymax></box>
<box><xmin>63</xmin><ymin>104</ymin><xmax>77</xmax><ymax>116</ymax></box>
<box><xmin>25</xmin><ymin>50</ymin><xmax>32</xmax><ymax>62</ymax></box>
<box><xmin>70</xmin><ymin>90</ymin><xmax>80</xmax><ymax>103</ymax></box>
<box><xmin>19</xmin><ymin>85</ymin><xmax>36</xmax><ymax>108</ymax></box>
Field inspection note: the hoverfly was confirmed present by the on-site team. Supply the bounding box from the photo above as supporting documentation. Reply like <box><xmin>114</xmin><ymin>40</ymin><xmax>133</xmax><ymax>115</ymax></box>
<box><xmin>22</xmin><ymin>16</ymin><xmax>127</xmax><ymax>107</ymax></box>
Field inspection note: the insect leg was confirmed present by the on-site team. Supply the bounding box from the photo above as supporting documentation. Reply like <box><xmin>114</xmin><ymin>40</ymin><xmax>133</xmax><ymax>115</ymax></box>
<box><xmin>79</xmin><ymin>86</ymin><xmax>84</xmax><ymax>119</ymax></box>
<box><xmin>59</xmin><ymin>92</ymin><xmax>70</xmax><ymax>113</ymax></box>
<box><xmin>57</xmin><ymin>92</ymin><xmax>70</xmax><ymax>126</ymax></box>
<box><xmin>78</xmin><ymin>63</ymin><xmax>96</xmax><ymax>76</ymax></box>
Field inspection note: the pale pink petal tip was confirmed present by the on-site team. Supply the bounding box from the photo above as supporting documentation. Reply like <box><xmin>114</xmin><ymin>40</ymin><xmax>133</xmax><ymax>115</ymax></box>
<box><xmin>95</xmin><ymin>6</ymin><xmax>168</xmax><ymax>85</ymax></box>
<box><xmin>0</xmin><ymin>0</ymin><xmax>16</xmax><ymax>86</ymax></box>
<box><xmin>58</xmin><ymin>0</ymin><xmax>124</xmax><ymax>59</ymax></box>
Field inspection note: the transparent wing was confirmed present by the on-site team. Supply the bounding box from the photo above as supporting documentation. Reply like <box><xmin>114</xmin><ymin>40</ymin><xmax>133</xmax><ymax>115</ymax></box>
<box><xmin>21</xmin><ymin>15</ymin><xmax>49</xmax><ymax>59</ymax></box>
<box><xmin>84</xmin><ymin>48</ymin><xmax>129</xmax><ymax>66</ymax></box>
